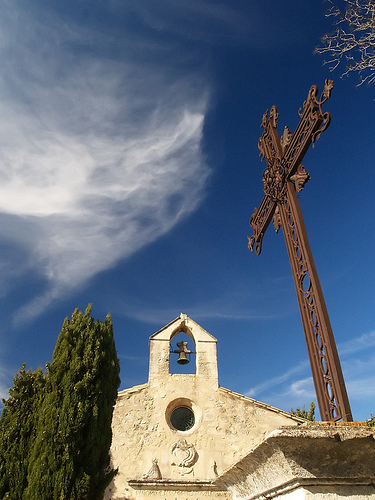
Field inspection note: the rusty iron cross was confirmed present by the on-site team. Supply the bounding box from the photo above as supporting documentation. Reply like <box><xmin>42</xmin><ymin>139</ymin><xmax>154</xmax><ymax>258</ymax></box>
<box><xmin>248</xmin><ymin>81</ymin><xmax>352</xmax><ymax>422</ymax></box>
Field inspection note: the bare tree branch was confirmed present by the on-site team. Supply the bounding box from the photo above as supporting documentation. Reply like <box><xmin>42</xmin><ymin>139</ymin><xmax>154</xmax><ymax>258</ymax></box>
<box><xmin>315</xmin><ymin>0</ymin><xmax>375</xmax><ymax>85</ymax></box>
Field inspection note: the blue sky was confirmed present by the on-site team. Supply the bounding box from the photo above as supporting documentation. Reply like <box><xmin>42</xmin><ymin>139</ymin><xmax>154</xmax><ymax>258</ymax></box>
<box><xmin>0</xmin><ymin>0</ymin><xmax>374</xmax><ymax>421</ymax></box>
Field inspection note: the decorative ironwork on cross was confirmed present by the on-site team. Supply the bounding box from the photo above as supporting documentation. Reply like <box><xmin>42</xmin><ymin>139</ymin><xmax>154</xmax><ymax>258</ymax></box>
<box><xmin>248</xmin><ymin>81</ymin><xmax>353</xmax><ymax>422</ymax></box>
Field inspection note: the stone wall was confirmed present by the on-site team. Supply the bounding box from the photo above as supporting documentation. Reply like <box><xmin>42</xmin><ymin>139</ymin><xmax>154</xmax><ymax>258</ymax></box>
<box><xmin>105</xmin><ymin>381</ymin><xmax>302</xmax><ymax>500</ymax></box>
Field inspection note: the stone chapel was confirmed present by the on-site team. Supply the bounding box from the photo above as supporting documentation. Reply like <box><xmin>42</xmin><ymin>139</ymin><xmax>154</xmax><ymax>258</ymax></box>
<box><xmin>105</xmin><ymin>314</ymin><xmax>375</xmax><ymax>500</ymax></box>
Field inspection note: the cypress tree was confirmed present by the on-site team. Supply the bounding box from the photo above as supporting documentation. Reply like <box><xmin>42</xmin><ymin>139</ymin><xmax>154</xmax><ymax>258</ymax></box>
<box><xmin>26</xmin><ymin>305</ymin><xmax>120</xmax><ymax>500</ymax></box>
<box><xmin>0</xmin><ymin>364</ymin><xmax>45</xmax><ymax>499</ymax></box>
<box><xmin>290</xmin><ymin>401</ymin><xmax>316</xmax><ymax>421</ymax></box>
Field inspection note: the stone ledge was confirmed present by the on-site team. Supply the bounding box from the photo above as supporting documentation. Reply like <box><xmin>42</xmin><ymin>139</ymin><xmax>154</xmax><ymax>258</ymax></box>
<box><xmin>242</xmin><ymin>477</ymin><xmax>375</xmax><ymax>500</ymax></box>
<box><xmin>302</xmin><ymin>421</ymin><xmax>370</xmax><ymax>427</ymax></box>
<box><xmin>269</xmin><ymin>423</ymin><xmax>375</xmax><ymax>439</ymax></box>
<box><xmin>128</xmin><ymin>479</ymin><xmax>224</xmax><ymax>491</ymax></box>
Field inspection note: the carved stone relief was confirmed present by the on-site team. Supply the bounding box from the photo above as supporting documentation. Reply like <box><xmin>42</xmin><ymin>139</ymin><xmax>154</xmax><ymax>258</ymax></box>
<box><xmin>143</xmin><ymin>458</ymin><xmax>162</xmax><ymax>480</ymax></box>
<box><xmin>171</xmin><ymin>439</ymin><xmax>198</xmax><ymax>475</ymax></box>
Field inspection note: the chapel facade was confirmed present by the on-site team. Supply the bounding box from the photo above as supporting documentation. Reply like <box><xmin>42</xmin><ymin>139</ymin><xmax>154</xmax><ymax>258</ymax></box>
<box><xmin>105</xmin><ymin>314</ymin><xmax>375</xmax><ymax>500</ymax></box>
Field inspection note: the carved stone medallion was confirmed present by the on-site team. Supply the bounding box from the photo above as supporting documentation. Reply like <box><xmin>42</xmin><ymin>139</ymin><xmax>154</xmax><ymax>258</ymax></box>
<box><xmin>171</xmin><ymin>439</ymin><xmax>197</xmax><ymax>475</ymax></box>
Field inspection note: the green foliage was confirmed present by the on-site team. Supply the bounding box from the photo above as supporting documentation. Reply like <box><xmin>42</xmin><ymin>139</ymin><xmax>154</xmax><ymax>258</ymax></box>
<box><xmin>0</xmin><ymin>364</ymin><xmax>46</xmax><ymax>500</ymax></box>
<box><xmin>290</xmin><ymin>401</ymin><xmax>316</xmax><ymax>421</ymax></box>
<box><xmin>0</xmin><ymin>305</ymin><xmax>120</xmax><ymax>500</ymax></box>
<box><xmin>26</xmin><ymin>305</ymin><xmax>120</xmax><ymax>500</ymax></box>
<box><xmin>366</xmin><ymin>414</ymin><xmax>375</xmax><ymax>427</ymax></box>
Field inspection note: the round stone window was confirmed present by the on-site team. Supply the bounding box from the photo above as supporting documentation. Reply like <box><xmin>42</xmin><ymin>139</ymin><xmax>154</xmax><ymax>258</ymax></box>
<box><xmin>170</xmin><ymin>406</ymin><xmax>195</xmax><ymax>431</ymax></box>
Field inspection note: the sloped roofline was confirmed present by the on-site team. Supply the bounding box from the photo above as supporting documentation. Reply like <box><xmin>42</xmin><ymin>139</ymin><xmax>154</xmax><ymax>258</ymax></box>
<box><xmin>117</xmin><ymin>382</ymin><xmax>148</xmax><ymax>399</ymax></box>
<box><xmin>218</xmin><ymin>386</ymin><xmax>306</xmax><ymax>423</ymax></box>
<box><xmin>149</xmin><ymin>313</ymin><xmax>217</xmax><ymax>342</ymax></box>
<box><xmin>116</xmin><ymin>384</ymin><xmax>305</xmax><ymax>423</ymax></box>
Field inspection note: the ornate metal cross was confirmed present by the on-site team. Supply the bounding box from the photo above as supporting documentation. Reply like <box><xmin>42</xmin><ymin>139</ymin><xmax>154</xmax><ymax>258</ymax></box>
<box><xmin>248</xmin><ymin>81</ymin><xmax>352</xmax><ymax>422</ymax></box>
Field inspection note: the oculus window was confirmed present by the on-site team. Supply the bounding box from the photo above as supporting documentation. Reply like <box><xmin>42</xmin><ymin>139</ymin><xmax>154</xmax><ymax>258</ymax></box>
<box><xmin>170</xmin><ymin>406</ymin><xmax>195</xmax><ymax>431</ymax></box>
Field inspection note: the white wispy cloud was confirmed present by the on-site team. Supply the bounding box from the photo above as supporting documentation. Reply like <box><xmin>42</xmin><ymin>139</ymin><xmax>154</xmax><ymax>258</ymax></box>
<box><xmin>244</xmin><ymin>330</ymin><xmax>375</xmax><ymax>419</ymax></box>
<box><xmin>245</xmin><ymin>360</ymin><xmax>310</xmax><ymax>398</ymax></box>
<box><xmin>339</xmin><ymin>330</ymin><xmax>375</xmax><ymax>356</ymax></box>
<box><xmin>111</xmin><ymin>301</ymin><xmax>276</xmax><ymax>327</ymax></box>
<box><xmin>0</xmin><ymin>365</ymin><xmax>13</xmax><ymax>402</ymax></box>
<box><xmin>0</xmin><ymin>3</ymin><xmax>211</xmax><ymax>322</ymax></box>
<box><xmin>347</xmin><ymin>375</ymin><xmax>375</xmax><ymax>400</ymax></box>
<box><xmin>131</xmin><ymin>0</ymin><xmax>262</xmax><ymax>45</ymax></box>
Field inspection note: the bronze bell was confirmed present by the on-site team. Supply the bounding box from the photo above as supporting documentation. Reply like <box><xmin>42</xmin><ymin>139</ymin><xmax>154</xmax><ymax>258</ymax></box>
<box><xmin>177</xmin><ymin>350</ymin><xmax>189</xmax><ymax>365</ymax></box>
<box><xmin>173</xmin><ymin>340</ymin><xmax>191</xmax><ymax>365</ymax></box>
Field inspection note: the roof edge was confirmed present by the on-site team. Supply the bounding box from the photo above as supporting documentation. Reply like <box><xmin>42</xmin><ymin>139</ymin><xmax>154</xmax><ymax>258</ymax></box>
<box><xmin>117</xmin><ymin>382</ymin><xmax>148</xmax><ymax>399</ymax></box>
<box><xmin>149</xmin><ymin>313</ymin><xmax>217</xmax><ymax>342</ymax></box>
<box><xmin>218</xmin><ymin>386</ymin><xmax>306</xmax><ymax>423</ymax></box>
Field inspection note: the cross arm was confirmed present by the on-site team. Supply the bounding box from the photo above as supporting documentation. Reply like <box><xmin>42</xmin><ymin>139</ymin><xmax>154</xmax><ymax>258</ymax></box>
<box><xmin>247</xmin><ymin>196</ymin><xmax>275</xmax><ymax>255</ymax></box>
<box><xmin>248</xmin><ymin>80</ymin><xmax>334</xmax><ymax>255</ymax></box>
<box><xmin>247</xmin><ymin>105</ymin><xmax>283</xmax><ymax>254</ymax></box>
<box><xmin>282</xmin><ymin>80</ymin><xmax>333</xmax><ymax>180</ymax></box>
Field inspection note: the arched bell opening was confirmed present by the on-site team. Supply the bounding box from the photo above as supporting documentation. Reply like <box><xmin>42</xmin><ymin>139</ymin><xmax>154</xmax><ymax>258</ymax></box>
<box><xmin>169</xmin><ymin>330</ymin><xmax>196</xmax><ymax>374</ymax></box>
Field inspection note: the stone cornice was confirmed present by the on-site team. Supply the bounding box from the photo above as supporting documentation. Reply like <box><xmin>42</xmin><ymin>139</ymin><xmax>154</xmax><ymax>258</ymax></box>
<box><xmin>215</xmin><ymin>424</ymin><xmax>375</xmax><ymax>500</ymax></box>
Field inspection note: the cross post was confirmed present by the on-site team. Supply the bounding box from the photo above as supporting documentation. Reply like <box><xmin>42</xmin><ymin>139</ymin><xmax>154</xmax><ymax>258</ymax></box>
<box><xmin>248</xmin><ymin>81</ymin><xmax>352</xmax><ymax>422</ymax></box>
